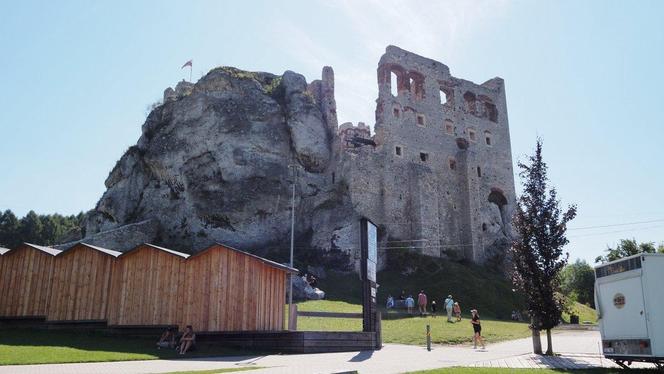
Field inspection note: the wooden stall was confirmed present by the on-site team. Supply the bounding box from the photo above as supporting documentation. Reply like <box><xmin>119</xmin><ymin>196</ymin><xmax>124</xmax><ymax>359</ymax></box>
<box><xmin>182</xmin><ymin>244</ymin><xmax>296</xmax><ymax>332</ymax></box>
<box><xmin>48</xmin><ymin>243</ymin><xmax>121</xmax><ymax>322</ymax></box>
<box><xmin>0</xmin><ymin>243</ymin><xmax>61</xmax><ymax>317</ymax></box>
<box><xmin>107</xmin><ymin>243</ymin><xmax>189</xmax><ymax>327</ymax></box>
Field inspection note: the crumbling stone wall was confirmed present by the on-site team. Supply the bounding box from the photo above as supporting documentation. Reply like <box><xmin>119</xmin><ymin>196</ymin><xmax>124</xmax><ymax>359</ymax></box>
<box><xmin>339</xmin><ymin>46</ymin><xmax>516</xmax><ymax>265</ymax></box>
<box><xmin>80</xmin><ymin>45</ymin><xmax>515</xmax><ymax>270</ymax></box>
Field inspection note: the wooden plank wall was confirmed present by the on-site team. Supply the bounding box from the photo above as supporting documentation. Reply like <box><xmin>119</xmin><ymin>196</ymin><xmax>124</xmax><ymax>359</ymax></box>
<box><xmin>48</xmin><ymin>246</ymin><xmax>116</xmax><ymax>321</ymax></box>
<box><xmin>181</xmin><ymin>246</ymin><xmax>286</xmax><ymax>332</ymax></box>
<box><xmin>0</xmin><ymin>243</ymin><xmax>287</xmax><ymax>332</ymax></box>
<box><xmin>0</xmin><ymin>246</ymin><xmax>56</xmax><ymax>317</ymax></box>
<box><xmin>107</xmin><ymin>245</ymin><xmax>186</xmax><ymax>326</ymax></box>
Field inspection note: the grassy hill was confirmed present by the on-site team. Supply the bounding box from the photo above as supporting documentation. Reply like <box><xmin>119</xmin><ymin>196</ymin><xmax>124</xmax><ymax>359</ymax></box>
<box><xmin>563</xmin><ymin>302</ymin><xmax>598</xmax><ymax>324</ymax></box>
<box><xmin>317</xmin><ymin>252</ymin><xmax>524</xmax><ymax>319</ymax></box>
<box><xmin>295</xmin><ymin>300</ymin><xmax>531</xmax><ymax>345</ymax></box>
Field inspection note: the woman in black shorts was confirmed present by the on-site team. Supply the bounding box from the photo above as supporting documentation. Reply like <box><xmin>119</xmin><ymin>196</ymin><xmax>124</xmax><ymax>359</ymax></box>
<box><xmin>471</xmin><ymin>309</ymin><xmax>485</xmax><ymax>349</ymax></box>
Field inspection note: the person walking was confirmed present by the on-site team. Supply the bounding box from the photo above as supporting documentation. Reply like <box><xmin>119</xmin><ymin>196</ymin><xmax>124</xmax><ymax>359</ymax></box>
<box><xmin>470</xmin><ymin>309</ymin><xmax>485</xmax><ymax>349</ymax></box>
<box><xmin>444</xmin><ymin>295</ymin><xmax>454</xmax><ymax>322</ymax></box>
<box><xmin>405</xmin><ymin>294</ymin><xmax>415</xmax><ymax>314</ymax></box>
<box><xmin>417</xmin><ymin>290</ymin><xmax>428</xmax><ymax>316</ymax></box>
<box><xmin>430</xmin><ymin>300</ymin><xmax>437</xmax><ymax>317</ymax></box>
<box><xmin>453</xmin><ymin>301</ymin><xmax>462</xmax><ymax>321</ymax></box>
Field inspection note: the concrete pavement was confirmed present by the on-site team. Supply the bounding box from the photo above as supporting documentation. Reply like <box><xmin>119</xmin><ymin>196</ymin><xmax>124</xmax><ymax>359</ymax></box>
<box><xmin>0</xmin><ymin>330</ymin><xmax>654</xmax><ymax>373</ymax></box>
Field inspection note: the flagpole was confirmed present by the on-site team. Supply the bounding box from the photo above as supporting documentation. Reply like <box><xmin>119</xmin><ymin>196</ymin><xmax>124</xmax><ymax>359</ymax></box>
<box><xmin>189</xmin><ymin>65</ymin><xmax>192</xmax><ymax>82</ymax></box>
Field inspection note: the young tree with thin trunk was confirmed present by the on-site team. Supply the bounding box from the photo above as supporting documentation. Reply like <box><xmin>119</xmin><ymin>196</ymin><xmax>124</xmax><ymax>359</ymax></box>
<box><xmin>510</xmin><ymin>139</ymin><xmax>577</xmax><ymax>355</ymax></box>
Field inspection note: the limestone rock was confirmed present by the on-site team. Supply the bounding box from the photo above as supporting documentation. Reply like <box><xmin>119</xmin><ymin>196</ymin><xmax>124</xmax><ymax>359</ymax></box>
<box><xmin>84</xmin><ymin>66</ymin><xmax>351</xmax><ymax>261</ymax></box>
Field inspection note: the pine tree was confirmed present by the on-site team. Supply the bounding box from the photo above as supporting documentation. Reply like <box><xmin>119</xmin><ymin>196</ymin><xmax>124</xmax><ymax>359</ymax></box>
<box><xmin>510</xmin><ymin>139</ymin><xmax>577</xmax><ymax>355</ymax></box>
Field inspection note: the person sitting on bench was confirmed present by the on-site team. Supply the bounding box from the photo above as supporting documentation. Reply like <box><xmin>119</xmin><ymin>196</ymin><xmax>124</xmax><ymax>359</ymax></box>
<box><xmin>178</xmin><ymin>325</ymin><xmax>196</xmax><ymax>355</ymax></box>
<box><xmin>156</xmin><ymin>327</ymin><xmax>176</xmax><ymax>349</ymax></box>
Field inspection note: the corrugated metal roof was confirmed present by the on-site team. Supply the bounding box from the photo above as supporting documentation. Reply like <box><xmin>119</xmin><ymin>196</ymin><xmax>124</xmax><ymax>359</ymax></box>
<box><xmin>24</xmin><ymin>243</ymin><xmax>62</xmax><ymax>256</ymax></box>
<box><xmin>58</xmin><ymin>243</ymin><xmax>122</xmax><ymax>258</ymax></box>
<box><xmin>0</xmin><ymin>247</ymin><xmax>10</xmax><ymax>255</ymax></box>
<box><xmin>190</xmin><ymin>243</ymin><xmax>298</xmax><ymax>274</ymax></box>
<box><xmin>120</xmin><ymin>243</ymin><xmax>190</xmax><ymax>259</ymax></box>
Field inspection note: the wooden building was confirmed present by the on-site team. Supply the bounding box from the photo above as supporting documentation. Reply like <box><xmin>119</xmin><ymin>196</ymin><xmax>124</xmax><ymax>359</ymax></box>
<box><xmin>0</xmin><ymin>243</ymin><xmax>61</xmax><ymax>317</ymax></box>
<box><xmin>107</xmin><ymin>243</ymin><xmax>190</xmax><ymax>327</ymax></box>
<box><xmin>48</xmin><ymin>243</ymin><xmax>121</xmax><ymax>322</ymax></box>
<box><xmin>182</xmin><ymin>244</ymin><xmax>296</xmax><ymax>332</ymax></box>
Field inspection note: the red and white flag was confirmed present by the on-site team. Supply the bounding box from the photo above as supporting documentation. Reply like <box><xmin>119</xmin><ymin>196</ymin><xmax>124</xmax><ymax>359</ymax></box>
<box><xmin>181</xmin><ymin>60</ymin><xmax>193</xmax><ymax>69</ymax></box>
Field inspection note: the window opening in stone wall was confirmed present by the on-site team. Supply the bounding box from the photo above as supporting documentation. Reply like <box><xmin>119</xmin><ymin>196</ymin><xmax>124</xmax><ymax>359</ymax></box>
<box><xmin>445</xmin><ymin>120</ymin><xmax>454</xmax><ymax>135</ymax></box>
<box><xmin>469</xmin><ymin>129</ymin><xmax>477</xmax><ymax>142</ymax></box>
<box><xmin>409</xmin><ymin>72</ymin><xmax>425</xmax><ymax>100</ymax></box>
<box><xmin>439</xmin><ymin>86</ymin><xmax>453</xmax><ymax>106</ymax></box>
<box><xmin>463</xmin><ymin>91</ymin><xmax>477</xmax><ymax>115</ymax></box>
<box><xmin>488</xmin><ymin>188</ymin><xmax>509</xmax><ymax>232</ymax></box>
<box><xmin>417</xmin><ymin>114</ymin><xmax>425</xmax><ymax>126</ymax></box>
<box><xmin>420</xmin><ymin>152</ymin><xmax>429</xmax><ymax>162</ymax></box>
<box><xmin>391</xmin><ymin>71</ymin><xmax>398</xmax><ymax>97</ymax></box>
<box><xmin>477</xmin><ymin>166</ymin><xmax>482</xmax><ymax>177</ymax></box>
<box><xmin>448</xmin><ymin>158</ymin><xmax>457</xmax><ymax>170</ymax></box>
<box><xmin>482</xmin><ymin>223</ymin><xmax>487</xmax><ymax>231</ymax></box>
<box><xmin>485</xmin><ymin>131</ymin><xmax>492</xmax><ymax>146</ymax></box>
<box><xmin>332</xmin><ymin>172</ymin><xmax>335</xmax><ymax>184</ymax></box>
<box><xmin>393</xmin><ymin>107</ymin><xmax>400</xmax><ymax>118</ymax></box>
<box><xmin>485</xmin><ymin>102</ymin><xmax>498</xmax><ymax>122</ymax></box>
<box><xmin>395</xmin><ymin>146</ymin><xmax>402</xmax><ymax>156</ymax></box>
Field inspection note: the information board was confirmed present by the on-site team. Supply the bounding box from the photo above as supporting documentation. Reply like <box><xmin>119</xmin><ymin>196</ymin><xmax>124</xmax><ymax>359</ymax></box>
<box><xmin>360</xmin><ymin>218</ymin><xmax>378</xmax><ymax>332</ymax></box>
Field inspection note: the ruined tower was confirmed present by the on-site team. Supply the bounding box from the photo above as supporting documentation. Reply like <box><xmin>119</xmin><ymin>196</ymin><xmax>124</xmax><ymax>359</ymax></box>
<box><xmin>340</xmin><ymin>46</ymin><xmax>516</xmax><ymax>264</ymax></box>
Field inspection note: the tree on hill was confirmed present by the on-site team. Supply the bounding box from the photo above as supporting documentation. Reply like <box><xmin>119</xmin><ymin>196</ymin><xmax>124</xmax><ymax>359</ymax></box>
<box><xmin>595</xmin><ymin>238</ymin><xmax>663</xmax><ymax>263</ymax></box>
<box><xmin>510</xmin><ymin>139</ymin><xmax>577</xmax><ymax>355</ymax></box>
<box><xmin>560</xmin><ymin>259</ymin><xmax>595</xmax><ymax>308</ymax></box>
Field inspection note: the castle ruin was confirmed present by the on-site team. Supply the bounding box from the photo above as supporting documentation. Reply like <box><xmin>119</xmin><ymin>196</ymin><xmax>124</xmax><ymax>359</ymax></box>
<box><xmin>77</xmin><ymin>45</ymin><xmax>516</xmax><ymax>270</ymax></box>
<box><xmin>332</xmin><ymin>46</ymin><xmax>516</xmax><ymax>264</ymax></box>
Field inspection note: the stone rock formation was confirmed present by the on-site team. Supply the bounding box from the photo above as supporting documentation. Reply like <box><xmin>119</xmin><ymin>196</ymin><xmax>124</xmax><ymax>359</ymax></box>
<box><xmin>72</xmin><ymin>46</ymin><xmax>516</xmax><ymax>272</ymax></box>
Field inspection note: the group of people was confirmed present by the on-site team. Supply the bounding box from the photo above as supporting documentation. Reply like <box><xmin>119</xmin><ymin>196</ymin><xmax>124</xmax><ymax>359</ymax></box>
<box><xmin>386</xmin><ymin>290</ymin><xmax>462</xmax><ymax>322</ymax></box>
<box><xmin>386</xmin><ymin>290</ymin><xmax>485</xmax><ymax>350</ymax></box>
<box><xmin>156</xmin><ymin>325</ymin><xmax>197</xmax><ymax>355</ymax></box>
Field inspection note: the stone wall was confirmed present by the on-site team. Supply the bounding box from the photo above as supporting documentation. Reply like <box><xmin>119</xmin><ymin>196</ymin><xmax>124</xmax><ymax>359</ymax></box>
<box><xmin>339</xmin><ymin>46</ymin><xmax>516</xmax><ymax>265</ymax></box>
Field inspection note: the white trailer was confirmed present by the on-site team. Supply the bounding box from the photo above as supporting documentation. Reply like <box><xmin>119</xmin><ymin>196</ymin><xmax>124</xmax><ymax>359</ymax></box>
<box><xmin>595</xmin><ymin>253</ymin><xmax>664</xmax><ymax>368</ymax></box>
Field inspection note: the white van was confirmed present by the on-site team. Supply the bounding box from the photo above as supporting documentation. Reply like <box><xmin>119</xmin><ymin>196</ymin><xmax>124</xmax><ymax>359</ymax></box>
<box><xmin>595</xmin><ymin>253</ymin><xmax>664</xmax><ymax>368</ymax></box>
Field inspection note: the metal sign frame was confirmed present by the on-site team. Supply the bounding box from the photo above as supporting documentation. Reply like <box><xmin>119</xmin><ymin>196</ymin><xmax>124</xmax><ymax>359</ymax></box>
<box><xmin>360</xmin><ymin>218</ymin><xmax>378</xmax><ymax>332</ymax></box>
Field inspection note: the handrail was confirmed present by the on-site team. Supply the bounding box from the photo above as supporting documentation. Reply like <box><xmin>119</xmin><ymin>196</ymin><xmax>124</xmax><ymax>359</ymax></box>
<box><xmin>297</xmin><ymin>311</ymin><xmax>363</xmax><ymax>319</ymax></box>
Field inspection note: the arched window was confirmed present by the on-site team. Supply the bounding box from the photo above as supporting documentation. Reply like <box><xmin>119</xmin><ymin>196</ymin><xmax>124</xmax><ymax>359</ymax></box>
<box><xmin>488</xmin><ymin>188</ymin><xmax>509</xmax><ymax>229</ymax></box>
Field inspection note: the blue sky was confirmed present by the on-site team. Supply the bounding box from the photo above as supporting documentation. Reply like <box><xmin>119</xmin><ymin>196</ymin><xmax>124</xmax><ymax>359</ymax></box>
<box><xmin>1</xmin><ymin>0</ymin><xmax>662</xmax><ymax>263</ymax></box>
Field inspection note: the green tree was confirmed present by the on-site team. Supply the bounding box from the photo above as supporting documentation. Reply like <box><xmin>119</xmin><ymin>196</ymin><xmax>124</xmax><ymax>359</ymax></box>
<box><xmin>0</xmin><ymin>209</ymin><xmax>86</xmax><ymax>247</ymax></box>
<box><xmin>18</xmin><ymin>211</ymin><xmax>44</xmax><ymax>244</ymax></box>
<box><xmin>560</xmin><ymin>259</ymin><xmax>595</xmax><ymax>308</ymax></box>
<box><xmin>595</xmin><ymin>239</ymin><xmax>659</xmax><ymax>263</ymax></box>
<box><xmin>510</xmin><ymin>139</ymin><xmax>577</xmax><ymax>355</ymax></box>
<box><xmin>0</xmin><ymin>210</ymin><xmax>21</xmax><ymax>248</ymax></box>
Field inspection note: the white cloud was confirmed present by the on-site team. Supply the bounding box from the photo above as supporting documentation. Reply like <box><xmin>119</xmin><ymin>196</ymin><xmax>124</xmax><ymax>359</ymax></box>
<box><xmin>276</xmin><ymin>0</ymin><xmax>511</xmax><ymax>128</ymax></box>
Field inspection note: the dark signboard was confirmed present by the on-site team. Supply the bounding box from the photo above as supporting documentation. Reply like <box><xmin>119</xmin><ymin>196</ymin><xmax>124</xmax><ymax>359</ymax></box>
<box><xmin>360</xmin><ymin>218</ymin><xmax>378</xmax><ymax>332</ymax></box>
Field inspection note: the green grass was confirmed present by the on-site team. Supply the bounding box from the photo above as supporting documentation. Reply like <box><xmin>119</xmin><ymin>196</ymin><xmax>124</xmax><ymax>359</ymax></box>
<box><xmin>0</xmin><ymin>329</ymin><xmax>255</xmax><ymax>366</ymax></box>
<box><xmin>298</xmin><ymin>256</ymin><xmax>532</xmax><ymax>345</ymax></box>
<box><xmin>295</xmin><ymin>300</ymin><xmax>531</xmax><ymax>345</ymax></box>
<box><xmin>318</xmin><ymin>252</ymin><xmax>525</xmax><ymax>320</ymax></box>
<box><xmin>563</xmin><ymin>302</ymin><xmax>598</xmax><ymax>324</ymax></box>
<box><xmin>410</xmin><ymin>369</ymin><xmax>657</xmax><ymax>373</ymax></box>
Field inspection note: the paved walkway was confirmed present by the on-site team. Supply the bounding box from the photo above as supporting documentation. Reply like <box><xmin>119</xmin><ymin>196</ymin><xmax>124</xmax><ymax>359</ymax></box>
<box><xmin>0</xmin><ymin>330</ymin><xmax>654</xmax><ymax>373</ymax></box>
